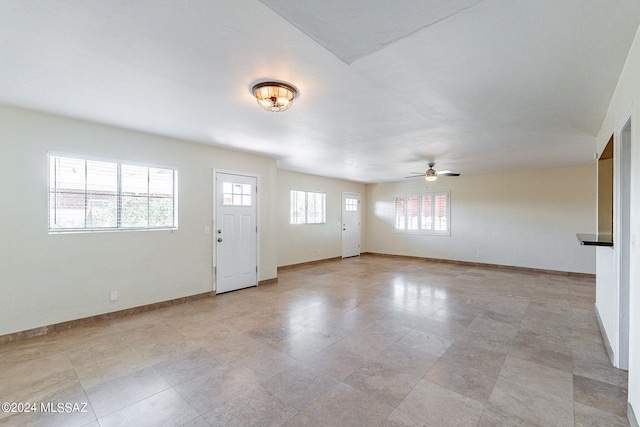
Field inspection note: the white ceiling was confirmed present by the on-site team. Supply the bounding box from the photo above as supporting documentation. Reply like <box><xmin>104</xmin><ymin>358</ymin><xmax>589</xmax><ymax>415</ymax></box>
<box><xmin>1</xmin><ymin>1</ymin><xmax>638</xmax><ymax>183</ymax></box>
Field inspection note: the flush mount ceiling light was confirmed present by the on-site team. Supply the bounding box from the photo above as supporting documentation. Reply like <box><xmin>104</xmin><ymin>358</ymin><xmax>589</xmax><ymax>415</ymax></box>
<box><xmin>251</xmin><ymin>81</ymin><xmax>298</xmax><ymax>112</ymax></box>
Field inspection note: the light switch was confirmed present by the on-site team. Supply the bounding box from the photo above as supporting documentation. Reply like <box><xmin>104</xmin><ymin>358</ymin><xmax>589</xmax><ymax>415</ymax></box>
<box><xmin>110</xmin><ymin>291</ymin><xmax>118</xmax><ymax>301</ymax></box>
<box><xmin>204</xmin><ymin>226</ymin><xmax>210</xmax><ymax>235</ymax></box>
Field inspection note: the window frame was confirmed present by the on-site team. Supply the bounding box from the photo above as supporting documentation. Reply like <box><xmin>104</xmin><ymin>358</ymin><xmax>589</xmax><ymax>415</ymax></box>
<box><xmin>393</xmin><ymin>190</ymin><xmax>450</xmax><ymax>235</ymax></box>
<box><xmin>48</xmin><ymin>152</ymin><xmax>178</xmax><ymax>233</ymax></box>
<box><xmin>290</xmin><ymin>189</ymin><xmax>326</xmax><ymax>225</ymax></box>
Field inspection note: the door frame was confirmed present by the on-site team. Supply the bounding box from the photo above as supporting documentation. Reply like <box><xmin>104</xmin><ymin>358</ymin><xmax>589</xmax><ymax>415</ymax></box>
<box><xmin>213</xmin><ymin>169</ymin><xmax>260</xmax><ymax>293</ymax></box>
<box><xmin>341</xmin><ymin>191</ymin><xmax>361</xmax><ymax>258</ymax></box>
<box><xmin>613</xmin><ymin>106</ymin><xmax>632</xmax><ymax>369</ymax></box>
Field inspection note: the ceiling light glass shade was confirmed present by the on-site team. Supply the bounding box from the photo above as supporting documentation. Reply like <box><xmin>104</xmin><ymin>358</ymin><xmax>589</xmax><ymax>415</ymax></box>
<box><xmin>252</xmin><ymin>82</ymin><xmax>297</xmax><ymax>112</ymax></box>
<box><xmin>425</xmin><ymin>169</ymin><xmax>438</xmax><ymax>181</ymax></box>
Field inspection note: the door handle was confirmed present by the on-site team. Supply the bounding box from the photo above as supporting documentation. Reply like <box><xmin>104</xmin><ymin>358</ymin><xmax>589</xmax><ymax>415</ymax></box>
<box><xmin>218</xmin><ymin>238</ymin><xmax>223</xmax><ymax>242</ymax></box>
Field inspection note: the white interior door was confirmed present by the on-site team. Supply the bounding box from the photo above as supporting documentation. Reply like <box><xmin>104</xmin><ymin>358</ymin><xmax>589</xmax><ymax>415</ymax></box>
<box><xmin>215</xmin><ymin>172</ymin><xmax>257</xmax><ymax>294</ymax></box>
<box><xmin>342</xmin><ymin>192</ymin><xmax>361</xmax><ymax>258</ymax></box>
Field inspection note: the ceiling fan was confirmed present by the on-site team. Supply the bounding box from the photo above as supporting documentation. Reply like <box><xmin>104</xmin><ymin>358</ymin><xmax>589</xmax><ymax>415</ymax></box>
<box><xmin>405</xmin><ymin>162</ymin><xmax>460</xmax><ymax>181</ymax></box>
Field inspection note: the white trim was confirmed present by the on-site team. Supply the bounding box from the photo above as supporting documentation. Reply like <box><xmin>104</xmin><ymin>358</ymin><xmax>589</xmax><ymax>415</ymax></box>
<box><xmin>613</xmin><ymin>104</ymin><xmax>632</xmax><ymax>369</ymax></box>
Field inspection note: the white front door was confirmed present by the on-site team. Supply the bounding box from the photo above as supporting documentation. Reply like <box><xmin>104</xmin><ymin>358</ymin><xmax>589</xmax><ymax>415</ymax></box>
<box><xmin>342</xmin><ymin>192</ymin><xmax>361</xmax><ymax>258</ymax></box>
<box><xmin>215</xmin><ymin>172</ymin><xmax>257</xmax><ymax>294</ymax></box>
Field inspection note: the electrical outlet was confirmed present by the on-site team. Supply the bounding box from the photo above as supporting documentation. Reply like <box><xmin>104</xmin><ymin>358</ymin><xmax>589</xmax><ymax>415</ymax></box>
<box><xmin>110</xmin><ymin>291</ymin><xmax>118</xmax><ymax>301</ymax></box>
<box><xmin>477</xmin><ymin>252</ymin><xmax>482</xmax><ymax>258</ymax></box>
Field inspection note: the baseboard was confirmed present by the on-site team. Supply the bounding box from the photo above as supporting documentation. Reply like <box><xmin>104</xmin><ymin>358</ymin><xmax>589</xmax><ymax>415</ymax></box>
<box><xmin>360</xmin><ymin>252</ymin><xmax>596</xmax><ymax>278</ymax></box>
<box><xmin>595</xmin><ymin>303</ymin><xmax>615</xmax><ymax>365</ymax></box>
<box><xmin>1</xmin><ymin>253</ymin><xmax>593</xmax><ymax>345</ymax></box>
<box><xmin>277</xmin><ymin>256</ymin><xmax>343</xmax><ymax>271</ymax></box>
<box><xmin>0</xmin><ymin>291</ymin><xmax>214</xmax><ymax>345</ymax></box>
<box><xmin>630</xmin><ymin>403</ymin><xmax>639</xmax><ymax>427</ymax></box>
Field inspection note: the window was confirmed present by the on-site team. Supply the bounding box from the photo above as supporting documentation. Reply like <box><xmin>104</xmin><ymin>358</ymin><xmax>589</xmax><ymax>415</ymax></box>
<box><xmin>49</xmin><ymin>154</ymin><xmax>178</xmax><ymax>232</ymax></box>
<box><xmin>290</xmin><ymin>190</ymin><xmax>326</xmax><ymax>224</ymax></box>
<box><xmin>222</xmin><ymin>182</ymin><xmax>252</xmax><ymax>206</ymax></box>
<box><xmin>393</xmin><ymin>191</ymin><xmax>449</xmax><ymax>234</ymax></box>
<box><xmin>345</xmin><ymin>198</ymin><xmax>358</xmax><ymax>211</ymax></box>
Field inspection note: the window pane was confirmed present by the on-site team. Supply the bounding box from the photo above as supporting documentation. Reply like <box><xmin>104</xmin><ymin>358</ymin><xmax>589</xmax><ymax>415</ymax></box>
<box><xmin>407</xmin><ymin>195</ymin><xmax>419</xmax><ymax>230</ymax></box>
<box><xmin>50</xmin><ymin>156</ymin><xmax>86</xmax><ymax>229</ymax></box>
<box><xmin>121</xmin><ymin>165</ymin><xmax>148</xmax><ymax>195</ymax></box>
<box><xmin>149</xmin><ymin>168</ymin><xmax>173</xmax><ymax>197</ymax></box>
<box><xmin>149</xmin><ymin>197</ymin><xmax>173</xmax><ymax>227</ymax></box>
<box><xmin>345</xmin><ymin>198</ymin><xmax>358</xmax><ymax>211</ymax></box>
<box><xmin>307</xmin><ymin>192</ymin><xmax>326</xmax><ymax>224</ymax></box>
<box><xmin>87</xmin><ymin>194</ymin><xmax>117</xmax><ymax>228</ymax></box>
<box><xmin>55</xmin><ymin>157</ymin><xmax>85</xmax><ymax>191</ymax></box>
<box><xmin>121</xmin><ymin>195</ymin><xmax>148</xmax><ymax>227</ymax></box>
<box><xmin>223</xmin><ymin>181</ymin><xmax>251</xmax><ymax>206</ymax></box>
<box><xmin>53</xmin><ymin>191</ymin><xmax>85</xmax><ymax>229</ymax></box>
<box><xmin>290</xmin><ymin>190</ymin><xmax>306</xmax><ymax>224</ymax></box>
<box><xmin>420</xmin><ymin>194</ymin><xmax>432</xmax><ymax>230</ymax></box>
<box><xmin>434</xmin><ymin>193</ymin><xmax>448</xmax><ymax>231</ymax></box>
<box><xmin>121</xmin><ymin>165</ymin><xmax>149</xmax><ymax>227</ymax></box>
<box><xmin>87</xmin><ymin>160</ymin><xmax>117</xmax><ymax>228</ymax></box>
<box><xmin>394</xmin><ymin>196</ymin><xmax>405</xmax><ymax>229</ymax></box>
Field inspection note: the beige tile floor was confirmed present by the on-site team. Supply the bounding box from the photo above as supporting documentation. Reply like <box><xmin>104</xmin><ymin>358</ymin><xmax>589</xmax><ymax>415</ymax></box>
<box><xmin>0</xmin><ymin>255</ymin><xmax>630</xmax><ymax>426</ymax></box>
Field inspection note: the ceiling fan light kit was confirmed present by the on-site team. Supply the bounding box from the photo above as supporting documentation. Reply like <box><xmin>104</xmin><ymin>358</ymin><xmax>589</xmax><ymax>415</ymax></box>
<box><xmin>252</xmin><ymin>81</ymin><xmax>298</xmax><ymax>112</ymax></box>
<box><xmin>425</xmin><ymin>167</ymin><xmax>438</xmax><ymax>181</ymax></box>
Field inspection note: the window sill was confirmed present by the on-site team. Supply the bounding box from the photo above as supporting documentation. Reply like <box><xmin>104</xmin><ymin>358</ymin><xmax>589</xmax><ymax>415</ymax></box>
<box><xmin>49</xmin><ymin>227</ymin><xmax>178</xmax><ymax>234</ymax></box>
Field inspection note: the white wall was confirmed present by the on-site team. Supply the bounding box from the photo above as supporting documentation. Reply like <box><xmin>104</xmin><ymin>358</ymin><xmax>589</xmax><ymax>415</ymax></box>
<box><xmin>595</xmin><ymin>25</ymin><xmax>640</xmax><ymax>419</ymax></box>
<box><xmin>366</xmin><ymin>165</ymin><xmax>596</xmax><ymax>274</ymax></box>
<box><xmin>0</xmin><ymin>105</ymin><xmax>277</xmax><ymax>336</ymax></box>
<box><xmin>277</xmin><ymin>170</ymin><xmax>367</xmax><ymax>267</ymax></box>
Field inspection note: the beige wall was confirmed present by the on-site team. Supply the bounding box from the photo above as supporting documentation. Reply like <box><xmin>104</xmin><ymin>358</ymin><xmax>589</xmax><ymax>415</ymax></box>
<box><xmin>0</xmin><ymin>105</ymin><xmax>278</xmax><ymax>336</ymax></box>
<box><xmin>598</xmin><ymin>157</ymin><xmax>614</xmax><ymax>235</ymax></box>
<box><xmin>365</xmin><ymin>165</ymin><xmax>596</xmax><ymax>274</ymax></box>
<box><xmin>277</xmin><ymin>170</ymin><xmax>367</xmax><ymax>267</ymax></box>
<box><xmin>595</xmin><ymin>24</ymin><xmax>640</xmax><ymax>418</ymax></box>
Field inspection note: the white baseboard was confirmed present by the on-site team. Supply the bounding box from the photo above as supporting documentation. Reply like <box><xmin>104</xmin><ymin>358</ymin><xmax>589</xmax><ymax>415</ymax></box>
<box><xmin>629</xmin><ymin>403</ymin><xmax>639</xmax><ymax>427</ymax></box>
<box><xmin>595</xmin><ymin>303</ymin><xmax>615</xmax><ymax>365</ymax></box>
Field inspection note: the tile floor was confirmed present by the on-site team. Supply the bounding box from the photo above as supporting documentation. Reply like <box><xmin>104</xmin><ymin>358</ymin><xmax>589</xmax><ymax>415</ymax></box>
<box><xmin>0</xmin><ymin>255</ymin><xmax>630</xmax><ymax>426</ymax></box>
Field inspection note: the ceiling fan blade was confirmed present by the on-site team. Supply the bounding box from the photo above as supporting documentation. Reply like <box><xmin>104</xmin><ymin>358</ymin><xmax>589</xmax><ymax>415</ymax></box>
<box><xmin>439</xmin><ymin>172</ymin><xmax>460</xmax><ymax>176</ymax></box>
<box><xmin>404</xmin><ymin>175</ymin><xmax>424</xmax><ymax>179</ymax></box>
<box><xmin>409</xmin><ymin>172</ymin><xmax>424</xmax><ymax>175</ymax></box>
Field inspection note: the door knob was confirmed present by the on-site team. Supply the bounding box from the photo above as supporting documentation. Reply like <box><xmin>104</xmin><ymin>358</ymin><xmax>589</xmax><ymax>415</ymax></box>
<box><xmin>217</xmin><ymin>238</ymin><xmax>223</xmax><ymax>242</ymax></box>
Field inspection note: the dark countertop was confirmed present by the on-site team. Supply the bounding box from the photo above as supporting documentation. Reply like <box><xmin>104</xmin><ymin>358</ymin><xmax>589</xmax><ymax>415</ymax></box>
<box><xmin>577</xmin><ymin>233</ymin><xmax>613</xmax><ymax>247</ymax></box>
